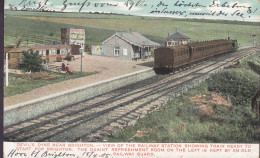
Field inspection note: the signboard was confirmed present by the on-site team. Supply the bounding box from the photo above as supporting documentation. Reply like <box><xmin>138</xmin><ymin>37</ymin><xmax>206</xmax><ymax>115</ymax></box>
<box><xmin>69</xmin><ymin>29</ymin><xmax>85</xmax><ymax>49</ymax></box>
<box><xmin>91</xmin><ymin>46</ymin><xmax>104</xmax><ymax>56</ymax></box>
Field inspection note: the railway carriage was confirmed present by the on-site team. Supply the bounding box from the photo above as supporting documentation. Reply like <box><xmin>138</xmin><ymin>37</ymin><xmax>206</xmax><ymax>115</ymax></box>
<box><xmin>154</xmin><ymin>39</ymin><xmax>238</xmax><ymax>73</ymax></box>
<box><xmin>154</xmin><ymin>45</ymin><xmax>190</xmax><ymax>71</ymax></box>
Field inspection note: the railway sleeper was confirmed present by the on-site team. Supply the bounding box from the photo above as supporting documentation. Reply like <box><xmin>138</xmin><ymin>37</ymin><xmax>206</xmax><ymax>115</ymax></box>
<box><xmin>102</xmin><ymin>126</ymin><xmax>119</xmax><ymax>136</ymax></box>
<box><xmin>110</xmin><ymin>122</ymin><xmax>123</xmax><ymax>129</ymax></box>
<box><xmin>121</xmin><ymin>117</ymin><xmax>131</xmax><ymax>123</ymax></box>
<box><xmin>116</xmin><ymin>120</ymin><xmax>128</xmax><ymax>126</ymax></box>
<box><xmin>98</xmin><ymin>130</ymin><xmax>112</xmax><ymax>137</ymax></box>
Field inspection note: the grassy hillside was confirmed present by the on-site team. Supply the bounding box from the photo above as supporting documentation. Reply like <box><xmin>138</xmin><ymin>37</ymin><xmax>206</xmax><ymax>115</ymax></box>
<box><xmin>108</xmin><ymin>53</ymin><xmax>260</xmax><ymax>143</ymax></box>
<box><xmin>4</xmin><ymin>16</ymin><xmax>115</xmax><ymax>47</ymax></box>
<box><xmin>4</xmin><ymin>11</ymin><xmax>260</xmax><ymax>48</ymax></box>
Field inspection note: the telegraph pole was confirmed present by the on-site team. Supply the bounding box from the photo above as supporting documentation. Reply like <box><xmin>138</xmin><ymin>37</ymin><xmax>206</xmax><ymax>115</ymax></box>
<box><xmin>81</xmin><ymin>49</ymin><xmax>83</xmax><ymax>74</ymax></box>
<box><xmin>6</xmin><ymin>53</ymin><xmax>9</xmax><ymax>87</ymax></box>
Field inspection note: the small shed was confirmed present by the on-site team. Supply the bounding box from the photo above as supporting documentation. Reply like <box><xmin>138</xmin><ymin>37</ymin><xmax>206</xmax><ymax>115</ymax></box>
<box><xmin>5</xmin><ymin>47</ymin><xmax>31</xmax><ymax>69</ymax></box>
<box><xmin>102</xmin><ymin>32</ymin><xmax>161</xmax><ymax>60</ymax></box>
<box><xmin>165</xmin><ymin>31</ymin><xmax>191</xmax><ymax>47</ymax></box>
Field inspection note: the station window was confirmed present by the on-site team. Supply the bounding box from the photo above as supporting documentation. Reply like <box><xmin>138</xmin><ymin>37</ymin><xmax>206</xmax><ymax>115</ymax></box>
<box><xmin>114</xmin><ymin>47</ymin><xmax>120</xmax><ymax>56</ymax></box>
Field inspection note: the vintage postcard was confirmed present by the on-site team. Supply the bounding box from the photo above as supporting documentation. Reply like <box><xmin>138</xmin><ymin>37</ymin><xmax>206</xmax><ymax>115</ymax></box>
<box><xmin>3</xmin><ymin>0</ymin><xmax>260</xmax><ymax>157</ymax></box>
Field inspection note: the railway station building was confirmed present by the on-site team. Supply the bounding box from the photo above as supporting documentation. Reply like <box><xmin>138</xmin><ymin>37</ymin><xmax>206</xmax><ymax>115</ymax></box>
<box><xmin>102</xmin><ymin>32</ymin><xmax>161</xmax><ymax>60</ymax></box>
<box><xmin>165</xmin><ymin>31</ymin><xmax>191</xmax><ymax>47</ymax></box>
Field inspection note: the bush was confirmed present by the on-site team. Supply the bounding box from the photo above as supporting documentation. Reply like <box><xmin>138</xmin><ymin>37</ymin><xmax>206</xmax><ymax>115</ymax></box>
<box><xmin>207</xmin><ymin>69</ymin><xmax>260</xmax><ymax>106</ymax></box>
<box><xmin>19</xmin><ymin>50</ymin><xmax>44</xmax><ymax>72</ymax></box>
<box><xmin>248</xmin><ymin>61</ymin><xmax>260</xmax><ymax>75</ymax></box>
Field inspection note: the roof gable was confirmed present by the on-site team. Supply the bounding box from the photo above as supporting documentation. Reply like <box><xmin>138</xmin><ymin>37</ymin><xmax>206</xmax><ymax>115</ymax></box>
<box><xmin>103</xmin><ymin>32</ymin><xmax>161</xmax><ymax>47</ymax></box>
<box><xmin>166</xmin><ymin>32</ymin><xmax>191</xmax><ymax>40</ymax></box>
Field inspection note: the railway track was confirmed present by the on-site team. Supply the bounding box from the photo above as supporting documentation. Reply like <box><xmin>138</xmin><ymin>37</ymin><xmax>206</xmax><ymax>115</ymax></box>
<box><xmin>4</xmin><ymin>47</ymin><xmax>259</xmax><ymax>142</ymax></box>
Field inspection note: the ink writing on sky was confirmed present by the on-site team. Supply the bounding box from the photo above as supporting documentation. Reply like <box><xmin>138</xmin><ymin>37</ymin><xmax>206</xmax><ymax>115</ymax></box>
<box><xmin>6</xmin><ymin>0</ymin><xmax>260</xmax><ymax>21</ymax></box>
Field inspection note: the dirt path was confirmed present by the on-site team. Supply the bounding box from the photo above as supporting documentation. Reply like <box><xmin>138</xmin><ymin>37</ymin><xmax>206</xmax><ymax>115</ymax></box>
<box><xmin>4</xmin><ymin>55</ymin><xmax>154</xmax><ymax>106</ymax></box>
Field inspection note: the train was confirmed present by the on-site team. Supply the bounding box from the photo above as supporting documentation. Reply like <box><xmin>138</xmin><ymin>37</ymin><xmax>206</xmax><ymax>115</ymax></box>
<box><xmin>154</xmin><ymin>39</ymin><xmax>238</xmax><ymax>73</ymax></box>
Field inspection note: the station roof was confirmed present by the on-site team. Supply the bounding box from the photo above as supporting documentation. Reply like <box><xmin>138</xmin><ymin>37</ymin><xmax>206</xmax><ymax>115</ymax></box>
<box><xmin>166</xmin><ymin>32</ymin><xmax>191</xmax><ymax>40</ymax></box>
<box><xmin>103</xmin><ymin>32</ymin><xmax>161</xmax><ymax>47</ymax></box>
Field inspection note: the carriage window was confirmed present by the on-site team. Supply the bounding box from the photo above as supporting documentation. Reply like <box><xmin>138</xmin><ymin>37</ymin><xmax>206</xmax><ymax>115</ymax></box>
<box><xmin>39</xmin><ymin>50</ymin><xmax>42</xmax><ymax>55</ymax></box>
<box><xmin>43</xmin><ymin>50</ymin><xmax>46</xmax><ymax>56</ymax></box>
<box><xmin>62</xmin><ymin>49</ymin><xmax>66</xmax><ymax>55</ymax></box>
<box><xmin>52</xmin><ymin>49</ymin><xmax>56</xmax><ymax>55</ymax></box>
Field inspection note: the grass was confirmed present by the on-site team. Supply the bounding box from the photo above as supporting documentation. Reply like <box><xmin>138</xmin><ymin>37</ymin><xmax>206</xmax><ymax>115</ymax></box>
<box><xmin>4</xmin><ymin>71</ymin><xmax>98</xmax><ymax>97</ymax></box>
<box><xmin>108</xmin><ymin>53</ymin><xmax>260</xmax><ymax>143</ymax></box>
<box><xmin>4</xmin><ymin>11</ymin><xmax>260</xmax><ymax>47</ymax></box>
<box><xmin>4</xmin><ymin>16</ymin><xmax>115</xmax><ymax>47</ymax></box>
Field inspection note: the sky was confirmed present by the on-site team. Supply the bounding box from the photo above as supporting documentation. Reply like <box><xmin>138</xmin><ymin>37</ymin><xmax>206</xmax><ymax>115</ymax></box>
<box><xmin>4</xmin><ymin>0</ymin><xmax>260</xmax><ymax>22</ymax></box>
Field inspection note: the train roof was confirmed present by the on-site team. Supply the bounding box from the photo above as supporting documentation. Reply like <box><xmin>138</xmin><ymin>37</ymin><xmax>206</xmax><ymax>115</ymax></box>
<box><xmin>188</xmin><ymin>39</ymin><xmax>229</xmax><ymax>47</ymax></box>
